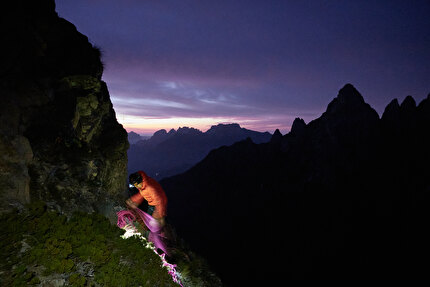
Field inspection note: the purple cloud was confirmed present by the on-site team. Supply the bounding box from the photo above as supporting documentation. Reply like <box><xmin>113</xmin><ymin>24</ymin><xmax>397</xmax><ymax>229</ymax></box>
<box><xmin>56</xmin><ymin>0</ymin><xmax>430</xmax><ymax>134</ymax></box>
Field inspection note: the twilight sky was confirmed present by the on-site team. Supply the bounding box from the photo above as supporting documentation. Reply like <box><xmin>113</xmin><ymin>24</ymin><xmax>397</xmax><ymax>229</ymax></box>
<box><xmin>56</xmin><ymin>0</ymin><xmax>430</xmax><ymax>135</ymax></box>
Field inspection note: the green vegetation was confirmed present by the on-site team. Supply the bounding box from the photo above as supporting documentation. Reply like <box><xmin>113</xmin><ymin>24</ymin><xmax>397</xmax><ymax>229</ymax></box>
<box><xmin>0</xmin><ymin>201</ymin><xmax>177</xmax><ymax>286</ymax></box>
<box><xmin>60</xmin><ymin>75</ymin><xmax>101</xmax><ymax>92</ymax></box>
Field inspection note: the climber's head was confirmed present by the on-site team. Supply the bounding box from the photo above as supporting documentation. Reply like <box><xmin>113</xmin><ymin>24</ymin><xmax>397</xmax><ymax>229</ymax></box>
<box><xmin>129</xmin><ymin>172</ymin><xmax>143</xmax><ymax>188</ymax></box>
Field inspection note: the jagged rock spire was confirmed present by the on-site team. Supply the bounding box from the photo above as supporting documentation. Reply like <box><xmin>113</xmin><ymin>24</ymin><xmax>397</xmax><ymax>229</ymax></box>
<box><xmin>290</xmin><ymin>118</ymin><xmax>306</xmax><ymax>135</ymax></box>
<box><xmin>400</xmin><ymin>95</ymin><xmax>417</xmax><ymax>113</ymax></box>
<box><xmin>381</xmin><ymin>99</ymin><xmax>400</xmax><ymax>122</ymax></box>
<box><xmin>270</xmin><ymin>129</ymin><xmax>283</xmax><ymax>143</ymax></box>
<box><xmin>325</xmin><ymin>84</ymin><xmax>367</xmax><ymax>115</ymax></box>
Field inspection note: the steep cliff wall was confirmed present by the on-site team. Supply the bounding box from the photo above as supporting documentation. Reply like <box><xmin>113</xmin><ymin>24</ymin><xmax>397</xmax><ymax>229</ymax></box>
<box><xmin>0</xmin><ymin>0</ymin><xmax>128</xmax><ymax>220</ymax></box>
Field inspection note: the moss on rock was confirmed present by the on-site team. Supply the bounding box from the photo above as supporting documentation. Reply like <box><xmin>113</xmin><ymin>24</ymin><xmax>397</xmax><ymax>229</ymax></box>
<box><xmin>0</xmin><ymin>201</ymin><xmax>178</xmax><ymax>286</ymax></box>
<box><xmin>61</xmin><ymin>75</ymin><xmax>101</xmax><ymax>92</ymax></box>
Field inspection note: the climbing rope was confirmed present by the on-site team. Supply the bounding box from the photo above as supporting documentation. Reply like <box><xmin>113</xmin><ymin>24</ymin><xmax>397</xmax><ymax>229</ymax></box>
<box><xmin>117</xmin><ymin>209</ymin><xmax>183</xmax><ymax>286</ymax></box>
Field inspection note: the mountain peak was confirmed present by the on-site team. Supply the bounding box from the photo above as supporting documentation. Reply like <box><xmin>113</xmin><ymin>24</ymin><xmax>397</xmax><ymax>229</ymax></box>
<box><xmin>128</xmin><ymin>131</ymin><xmax>139</xmax><ymax>136</ymax></box>
<box><xmin>290</xmin><ymin>118</ymin><xmax>306</xmax><ymax>135</ymax></box>
<box><xmin>128</xmin><ymin>131</ymin><xmax>143</xmax><ymax>144</ymax></box>
<box><xmin>325</xmin><ymin>84</ymin><xmax>373</xmax><ymax>117</ymax></box>
<box><xmin>177</xmin><ymin>127</ymin><xmax>202</xmax><ymax>135</ymax></box>
<box><xmin>381</xmin><ymin>99</ymin><xmax>401</xmax><ymax>122</ymax></box>
<box><xmin>400</xmin><ymin>95</ymin><xmax>416</xmax><ymax>111</ymax></box>
<box><xmin>270</xmin><ymin>129</ymin><xmax>282</xmax><ymax>141</ymax></box>
<box><xmin>207</xmin><ymin>123</ymin><xmax>241</xmax><ymax>133</ymax></box>
<box><xmin>337</xmin><ymin>83</ymin><xmax>365</xmax><ymax>105</ymax></box>
<box><xmin>153</xmin><ymin>129</ymin><xmax>167</xmax><ymax>136</ymax></box>
<box><xmin>141</xmin><ymin>129</ymin><xmax>175</xmax><ymax>146</ymax></box>
<box><xmin>273</xmin><ymin>129</ymin><xmax>282</xmax><ymax>136</ymax></box>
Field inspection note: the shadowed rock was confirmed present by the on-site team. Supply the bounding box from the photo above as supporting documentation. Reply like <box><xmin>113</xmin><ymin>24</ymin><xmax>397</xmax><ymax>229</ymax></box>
<box><xmin>0</xmin><ymin>0</ymin><xmax>128</xmax><ymax>220</ymax></box>
<box><xmin>161</xmin><ymin>84</ymin><xmax>430</xmax><ymax>285</ymax></box>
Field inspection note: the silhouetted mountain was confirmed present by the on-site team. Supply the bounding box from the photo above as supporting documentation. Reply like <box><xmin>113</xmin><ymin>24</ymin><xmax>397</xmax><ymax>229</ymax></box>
<box><xmin>270</xmin><ymin>128</ymin><xmax>283</xmax><ymax>144</ymax></box>
<box><xmin>290</xmin><ymin>117</ymin><xmax>306</xmax><ymax>135</ymax></box>
<box><xmin>161</xmin><ymin>84</ymin><xmax>430</xmax><ymax>285</ymax></box>
<box><xmin>128</xmin><ymin>124</ymin><xmax>272</xmax><ymax>180</ymax></box>
<box><xmin>127</xmin><ymin>131</ymin><xmax>149</xmax><ymax>144</ymax></box>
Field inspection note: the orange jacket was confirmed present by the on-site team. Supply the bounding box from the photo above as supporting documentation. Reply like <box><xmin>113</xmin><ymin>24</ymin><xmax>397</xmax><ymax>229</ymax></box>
<box><xmin>130</xmin><ymin>171</ymin><xmax>167</xmax><ymax>219</ymax></box>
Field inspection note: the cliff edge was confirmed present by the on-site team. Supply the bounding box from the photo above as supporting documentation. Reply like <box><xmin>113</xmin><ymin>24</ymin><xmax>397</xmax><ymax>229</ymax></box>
<box><xmin>0</xmin><ymin>0</ymin><xmax>129</xmax><ymax>221</ymax></box>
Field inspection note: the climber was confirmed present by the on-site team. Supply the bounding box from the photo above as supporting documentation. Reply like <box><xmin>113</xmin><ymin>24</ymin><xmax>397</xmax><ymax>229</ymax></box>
<box><xmin>126</xmin><ymin>170</ymin><xmax>168</xmax><ymax>227</ymax></box>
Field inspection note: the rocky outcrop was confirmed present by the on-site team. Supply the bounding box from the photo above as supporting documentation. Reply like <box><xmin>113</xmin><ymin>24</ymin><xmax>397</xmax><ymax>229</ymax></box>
<box><xmin>290</xmin><ymin>117</ymin><xmax>306</xmax><ymax>135</ymax></box>
<box><xmin>0</xmin><ymin>2</ymin><xmax>223</xmax><ymax>286</ymax></box>
<box><xmin>0</xmin><ymin>0</ymin><xmax>128</xmax><ymax>220</ymax></box>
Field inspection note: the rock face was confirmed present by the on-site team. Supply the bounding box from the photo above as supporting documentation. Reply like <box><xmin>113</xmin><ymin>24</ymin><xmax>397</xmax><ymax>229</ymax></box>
<box><xmin>0</xmin><ymin>0</ymin><xmax>128</xmax><ymax>220</ymax></box>
<box><xmin>161</xmin><ymin>84</ymin><xmax>430</xmax><ymax>285</ymax></box>
<box><xmin>128</xmin><ymin>123</ymin><xmax>271</xmax><ymax>180</ymax></box>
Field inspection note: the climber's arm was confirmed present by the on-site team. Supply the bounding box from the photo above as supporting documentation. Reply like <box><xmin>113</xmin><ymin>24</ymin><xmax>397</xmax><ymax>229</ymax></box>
<box><xmin>126</xmin><ymin>192</ymin><xmax>144</xmax><ymax>209</ymax></box>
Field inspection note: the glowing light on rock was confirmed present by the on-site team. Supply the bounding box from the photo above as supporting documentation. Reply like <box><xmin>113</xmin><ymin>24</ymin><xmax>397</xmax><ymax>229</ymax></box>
<box><xmin>117</xmin><ymin>210</ymin><xmax>184</xmax><ymax>286</ymax></box>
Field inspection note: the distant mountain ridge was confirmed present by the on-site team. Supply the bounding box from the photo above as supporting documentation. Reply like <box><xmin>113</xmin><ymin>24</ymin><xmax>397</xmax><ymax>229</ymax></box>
<box><xmin>127</xmin><ymin>123</ymin><xmax>272</xmax><ymax>179</ymax></box>
<box><xmin>127</xmin><ymin>131</ymin><xmax>149</xmax><ymax>144</ymax></box>
<box><xmin>160</xmin><ymin>84</ymin><xmax>430</xmax><ymax>285</ymax></box>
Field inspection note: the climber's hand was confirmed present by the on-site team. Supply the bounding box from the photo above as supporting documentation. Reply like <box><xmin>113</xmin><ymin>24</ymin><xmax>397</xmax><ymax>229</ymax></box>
<box><xmin>126</xmin><ymin>198</ymin><xmax>138</xmax><ymax>209</ymax></box>
<box><xmin>157</xmin><ymin>217</ymin><xmax>166</xmax><ymax>227</ymax></box>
